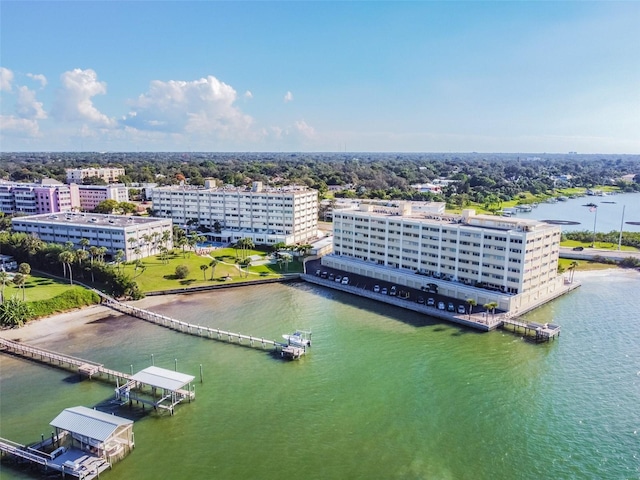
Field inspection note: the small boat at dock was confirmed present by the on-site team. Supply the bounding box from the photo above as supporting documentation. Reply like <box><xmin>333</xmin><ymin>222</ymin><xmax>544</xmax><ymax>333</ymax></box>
<box><xmin>282</xmin><ymin>330</ymin><xmax>312</xmax><ymax>347</ymax></box>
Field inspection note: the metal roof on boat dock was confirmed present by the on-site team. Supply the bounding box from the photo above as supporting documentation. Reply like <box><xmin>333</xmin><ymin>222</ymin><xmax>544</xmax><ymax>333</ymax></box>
<box><xmin>130</xmin><ymin>366</ymin><xmax>195</xmax><ymax>391</ymax></box>
<box><xmin>49</xmin><ymin>406</ymin><xmax>133</xmax><ymax>442</ymax></box>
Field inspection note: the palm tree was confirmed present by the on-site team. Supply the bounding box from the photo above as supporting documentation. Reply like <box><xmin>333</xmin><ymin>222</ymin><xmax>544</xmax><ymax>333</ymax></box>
<box><xmin>75</xmin><ymin>249</ymin><xmax>89</xmax><ymax>267</ymax></box>
<box><xmin>79</xmin><ymin>238</ymin><xmax>90</xmax><ymax>251</ymax></box>
<box><xmin>200</xmin><ymin>264</ymin><xmax>209</xmax><ymax>280</ymax></box>
<box><xmin>59</xmin><ymin>251</ymin><xmax>75</xmax><ymax>285</ymax></box>
<box><xmin>569</xmin><ymin>261</ymin><xmax>579</xmax><ymax>283</ymax></box>
<box><xmin>466</xmin><ymin>298</ymin><xmax>477</xmax><ymax>319</ymax></box>
<box><xmin>175</xmin><ymin>236</ymin><xmax>188</xmax><ymax>258</ymax></box>
<box><xmin>97</xmin><ymin>247</ymin><xmax>108</xmax><ymax>263</ymax></box>
<box><xmin>115</xmin><ymin>250</ymin><xmax>125</xmax><ymax>271</ymax></box>
<box><xmin>89</xmin><ymin>246</ymin><xmax>100</xmax><ymax>265</ymax></box>
<box><xmin>127</xmin><ymin>236</ymin><xmax>138</xmax><ymax>260</ymax></box>
<box><xmin>0</xmin><ymin>271</ymin><xmax>9</xmax><ymax>304</ymax></box>
<box><xmin>12</xmin><ymin>273</ymin><xmax>26</xmax><ymax>301</ymax></box>
<box><xmin>484</xmin><ymin>302</ymin><xmax>499</xmax><ymax>321</ymax></box>
<box><xmin>209</xmin><ymin>259</ymin><xmax>218</xmax><ymax>280</ymax></box>
<box><xmin>161</xmin><ymin>230</ymin><xmax>172</xmax><ymax>251</ymax></box>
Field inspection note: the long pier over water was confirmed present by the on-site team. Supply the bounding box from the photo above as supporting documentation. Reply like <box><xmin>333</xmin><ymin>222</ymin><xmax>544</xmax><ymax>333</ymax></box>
<box><xmin>99</xmin><ymin>293</ymin><xmax>304</xmax><ymax>357</ymax></box>
<box><xmin>0</xmin><ymin>337</ymin><xmax>130</xmax><ymax>381</ymax></box>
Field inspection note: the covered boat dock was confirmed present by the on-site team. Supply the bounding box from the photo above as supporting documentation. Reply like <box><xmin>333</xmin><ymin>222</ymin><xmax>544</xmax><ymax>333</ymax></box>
<box><xmin>115</xmin><ymin>366</ymin><xmax>196</xmax><ymax>415</ymax></box>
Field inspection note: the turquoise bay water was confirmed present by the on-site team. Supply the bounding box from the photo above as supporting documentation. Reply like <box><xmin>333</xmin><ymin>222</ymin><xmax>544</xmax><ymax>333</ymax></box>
<box><xmin>1</xmin><ymin>271</ymin><xmax>639</xmax><ymax>479</ymax></box>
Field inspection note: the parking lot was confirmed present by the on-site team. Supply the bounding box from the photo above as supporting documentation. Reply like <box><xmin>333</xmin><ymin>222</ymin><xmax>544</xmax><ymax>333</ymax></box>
<box><xmin>306</xmin><ymin>259</ymin><xmax>479</xmax><ymax>317</ymax></box>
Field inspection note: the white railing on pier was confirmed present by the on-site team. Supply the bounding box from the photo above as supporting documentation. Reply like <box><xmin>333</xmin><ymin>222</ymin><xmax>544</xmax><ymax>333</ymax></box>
<box><xmin>98</xmin><ymin>293</ymin><xmax>283</xmax><ymax>351</ymax></box>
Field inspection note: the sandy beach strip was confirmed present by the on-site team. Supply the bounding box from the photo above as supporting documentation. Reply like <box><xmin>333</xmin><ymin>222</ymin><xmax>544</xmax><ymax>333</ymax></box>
<box><xmin>0</xmin><ymin>293</ymin><xmax>184</xmax><ymax>344</ymax></box>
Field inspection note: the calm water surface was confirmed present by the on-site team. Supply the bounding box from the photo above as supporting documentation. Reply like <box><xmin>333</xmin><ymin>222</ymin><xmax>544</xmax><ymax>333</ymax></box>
<box><xmin>1</xmin><ymin>271</ymin><xmax>639</xmax><ymax>479</ymax></box>
<box><xmin>515</xmin><ymin>191</ymin><xmax>640</xmax><ymax>234</ymax></box>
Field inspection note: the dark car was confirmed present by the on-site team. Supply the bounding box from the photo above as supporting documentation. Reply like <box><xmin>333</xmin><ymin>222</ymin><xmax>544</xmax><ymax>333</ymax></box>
<box><xmin>572</xmin><ymin>246</ymin><xmax>584</xmax><ymax>251</ymax></box>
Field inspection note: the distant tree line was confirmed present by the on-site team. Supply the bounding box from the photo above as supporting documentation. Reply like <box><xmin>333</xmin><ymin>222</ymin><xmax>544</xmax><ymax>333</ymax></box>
<box><xmin>1</xmin><ymin>152</ymin><xmax>638</xmax><ymax>205</ymax></box>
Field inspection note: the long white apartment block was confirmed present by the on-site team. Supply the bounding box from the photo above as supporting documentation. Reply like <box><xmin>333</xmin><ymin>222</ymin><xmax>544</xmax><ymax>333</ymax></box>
<box><xmin>66</xmin><ymin>167</ymin><xmax>125</xmax><ymax>184</ymax></box>
<box><xmin>12</xmin><ymin>213</ymin><xmax>173</xmax><ymax>261</ymax></box>
<box><xmin>151</xmin><ymin>182</ymin><xmax>318</xmax><ymax>245</ymax></box>
<box><xmin>324</xmin><ymin>202</ymin><xmax>565</xmax><ymax>313</ymax></box>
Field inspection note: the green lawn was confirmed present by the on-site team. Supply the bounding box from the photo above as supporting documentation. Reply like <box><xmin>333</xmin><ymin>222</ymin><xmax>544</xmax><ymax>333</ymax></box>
<box><xmin>123</xmin><ymin>247</ymin><xmax>304</xmax><ymax>293</ymax></box>
<box><xmin>3</xmin><ymin>272</ymin><xmax>86</xmax><ymax>302</ymax></box>
<box><xmin>558</xmin><ymin>258</ymin><xmax>618</xmax><ymax>272</ymax></box>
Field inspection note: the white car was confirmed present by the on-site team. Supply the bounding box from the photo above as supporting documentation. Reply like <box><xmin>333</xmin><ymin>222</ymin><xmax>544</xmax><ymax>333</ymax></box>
<box><xmin>373</xmin><ymin>285</ymin><xmax>380</xmax><ymax>293</ymax></box>
<box><xmin>437</xmin><ymin>302</ymin><xmax>445</xmax><ymax>310</ymax></box>
<box><xmin>341</xmin><ymin>277</ymin><xmax>349</xmax><ymax>285</ymax></box>
<box><xmin>458</xmin><ymin>305</ymin><xmax>466</xmax><ymax>314</ymax></box>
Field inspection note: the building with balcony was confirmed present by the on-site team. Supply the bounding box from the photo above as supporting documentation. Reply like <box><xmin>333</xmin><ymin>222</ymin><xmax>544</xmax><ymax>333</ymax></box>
<box><xmin>12</xmin><ymin>212</ymin><xmax>172</xmax><ymax>261</ymax></box>
<box><xmin>323</xmin><ymin>202</ymin><xmax>565</xmax><ymax>313</ymax></box>
<box><xmin>0</xmin><ymin>180</ymin><xmax>79</xmax><ymax>215</ymax></box>
<box><xmin>77</xmin><ymin>184</ymin><xmax>129</xmax><ymax>211</ymax></box>
<box><xmin>151</xmin><ymin>182</ymin><xmax>318</xmax><ymax>245</ymax></box>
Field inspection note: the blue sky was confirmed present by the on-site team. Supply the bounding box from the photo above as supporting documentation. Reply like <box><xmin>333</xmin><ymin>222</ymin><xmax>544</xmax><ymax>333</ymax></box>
<box><xmin>1</xmin><ymin>1</ymin><xmax>638</xmax><ymax>153</ymax></box>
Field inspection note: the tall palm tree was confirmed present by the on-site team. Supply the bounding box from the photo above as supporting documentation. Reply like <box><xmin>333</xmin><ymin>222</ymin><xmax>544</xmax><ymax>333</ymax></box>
<box><xmin>466</xmin><ymin>298</ymin><xmax>477</xmax><ymax>319</ymax></box>
<box><xmin>569</xmin><ymin>261</ymin><xmax>579</xmax><ymax>283</ymax></box>
<box><xmin>484</xmin><ymin>302</ymin><xmax>499</xmax><ymax>321</ymax></box>
<box><xmin>0</xmin><ymin>271</ymin><xmax>9</xmax><ymax>304</ymax></box>
<box><xmin>79</xmin><ymin>238</ymin><xmax>90</xmax><ymax>251</ymax></box>
<box><xmin>59</xmin><ymin>251</ymin><xmax>75</xmax><ymax>285</ymax></box>
<box><xmin>12</xmin><ymin>273</ymin><xmax>26</xmax><ymax>301</ymax></box>
<box><xmin>127</xmin><ymin>236</ymin><xmax>138</xmax><ymax>260</ymax></box>
<box><xmin>115</xmin><ymin>250</ymin><xmax>125</xmax><ymax>271</ymax></box>
<box><xmin>89</xmin><ymin>246</ymin><xmax>100</xmax><ymax>265</ymax></box>
<box><xmin>200</xmin><ymin>264</ymin><xmax>209</xmax><ymax>280</ymax></box>
<box><xmin>209</xmin><ymin>259</ymin><xmax>218</xmax><ymax>280</ymax></box>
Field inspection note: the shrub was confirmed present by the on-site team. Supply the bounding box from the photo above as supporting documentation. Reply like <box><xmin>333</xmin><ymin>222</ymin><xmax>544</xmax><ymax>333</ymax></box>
<box><xmin>175</xmin><ymin>264</ymin><xmax>190</xmax><ymax>279</ymax></box>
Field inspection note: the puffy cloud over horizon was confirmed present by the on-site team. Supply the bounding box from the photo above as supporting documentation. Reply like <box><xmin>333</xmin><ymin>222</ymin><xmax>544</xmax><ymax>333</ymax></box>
<box><xmin>123</xmin><ymin>75</ymin><xmax>254</xmax><ymax>139</ymax></box>
<box><xmin>51</xmin><ymin>68</ymin><xmax>114</xmax><ymax>127</ymax></box>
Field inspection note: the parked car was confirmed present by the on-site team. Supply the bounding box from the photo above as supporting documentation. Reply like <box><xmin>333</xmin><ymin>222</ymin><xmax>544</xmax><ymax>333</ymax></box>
<box><xmin>447</xmin><ymin>302</ymin><xmax>455</xmax><ymax>312</ymax></box>
<box><xmin>457</xmin><ymin>305</ymin><xmax>466</xmax><ymax>314</ymax></box>
<box><xmin>328</xmin><ymin>273</ymin><xmax>335</xmax><ymax>281</ymax></box>
<box><xmin>390</xmin><ymin>286</ymin><xmax>397</xmax><ymax>296</ymax></box>
<box><xmin>320</xmin><ymin>271</ymin><xmax>328</xmax><ymax>278</ymax></box>
<box><xmin>437</xmin><ymin>301</ymin><xmax>445</xmax><ymax>310</ymax></box>
<box><xmin>335</xmin><ymin>275</ymin><xmax>342</xmax><ymax>283</ymax></box>
<box><xmin>373</xmin><ymin>285</ymin><xmax>380</xmax><ymax>293</ymax></box>
<box><xmin>341</xmin><ymin>277</ymin><xmax>349</xmax><ymax>285</ymax></box>
<box><xmin>315</xmin><ymin>269</ymin><xmax>321</xmax><ymax>276</ymax></box>
<box><xmin>572</xmin><ymin>246</ymin><xmax>584</xmax><ymax>251</ymax></box>
<box><xmin>417</xmin><ymin>296</ymin><xmax>425</xmax><ymax>304</ymax></box>
<box><xmin>427</xmin><ymin>297</ymin><xmax>435</xmax><ymax>306</ymax></box>
<box><xmin>381</xmin><ymin>287</ymin><xmax>388</xmax><ymax>295</ymax></box>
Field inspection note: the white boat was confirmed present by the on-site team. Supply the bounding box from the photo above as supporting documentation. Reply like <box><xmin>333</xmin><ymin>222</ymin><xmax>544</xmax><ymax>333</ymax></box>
<box><xmin>282</xmin><ymin>330</ymin><xmax>312</xmax><ymax>347</ymax></box>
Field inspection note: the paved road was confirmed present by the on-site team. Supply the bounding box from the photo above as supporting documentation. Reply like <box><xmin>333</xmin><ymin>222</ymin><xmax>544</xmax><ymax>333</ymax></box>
<box><xmin>559</xmin><ymin>247</ymin><xmax>640</xmax><ymax>262</ymax></box>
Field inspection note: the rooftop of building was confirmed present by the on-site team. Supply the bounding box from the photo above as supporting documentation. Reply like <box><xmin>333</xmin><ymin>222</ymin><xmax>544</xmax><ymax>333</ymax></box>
<box><xmin>12</xmin><ymin>212</ymin><xmax>169</xmax><ymax>227</ymax></box>
<box><xmin>336</xmin><ymin>203</ymin><xmax>556</xmax><ymax>233</ymax></box>
<box><xmin>152</xmin><ymin>183</ymin><xmax>315</xmax><ymax>195</ymax></box>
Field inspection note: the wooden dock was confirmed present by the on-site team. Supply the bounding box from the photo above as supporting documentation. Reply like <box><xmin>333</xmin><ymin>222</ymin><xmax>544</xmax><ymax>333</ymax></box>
<box><xmin>0</xmin><ymin>337</ymin><xmax>130</xmax><ymax>381</ymax></box>
<box><xmin>500</xmin><ymin>319</ymin><xmax>561</xmax><ymax>342</ymax></box>
<box><xmin>99</xmin><ymin>293</ymin><xmax>304</xmax><ymax>358</ymax></box>
<box><xmin>0</xmin><ymin>436</ymin><xmax>109</xmax><ymax>480</ymax></box>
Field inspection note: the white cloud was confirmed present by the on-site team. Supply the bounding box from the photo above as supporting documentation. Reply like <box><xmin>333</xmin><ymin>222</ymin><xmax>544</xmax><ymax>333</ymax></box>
<box><xmin>52</xmin><ymin>68</ymin><xmax>114</xmax><ymax>127</ymax></box>
<box><xmin>294</xmin><ymin>120</ymin><xmax>315</xmax><ymax>139</ymax></box>
<box><xmin>244</xmin><ymin>90</ymin><xmax>253</xmax><ymax>99</ymax></box>
<box><xmin>16</xmin><ymin>86</ymin><xmax>47</xmax><ymax>120</ymax></box>
<box><xmin>26</xmin><ymin>73</ymin><xmax>47</xmax><ymax>88</ymax></box>
<box><xmin>123</xmin><ymin>75</ymin><xmax>253</xmax><ymax>138</ymax></box>
<box><xmin>284</xmin><ymin>91</ymin><xmax>293</xmax><ymax>103</ymax></box>
<box><xmin>0</xmin><ymin>116</ymin><xmax>40</xmax><ymax>137</ymax></box>
<box><xmin>0</xmin><ymin>67</ymin><xmax>14</xmax><ymax>92</ymax></box>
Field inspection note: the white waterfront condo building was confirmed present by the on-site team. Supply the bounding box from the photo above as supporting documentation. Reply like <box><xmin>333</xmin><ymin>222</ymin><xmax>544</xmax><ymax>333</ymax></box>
<box><xmin>12</xmin><ymin>213</ymin><xmax>173</xmax><ymax>261</ymax></box>
<box><xmin>151</xmin><ymin>182</ymin><xmax>318</xmax><ymax>245</ymax></box>
<box><xmin>324</xmin><ymin>202</ymin><xmax>564</xmax><ymax>313</ymax></box>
